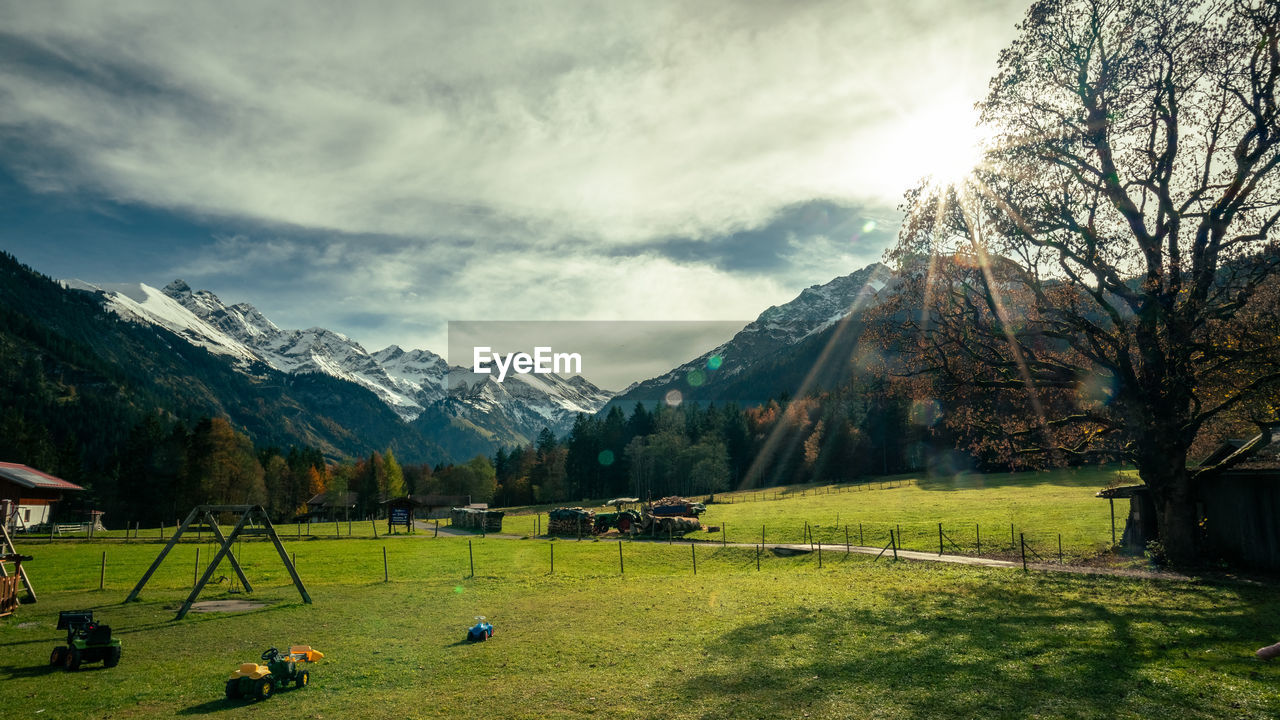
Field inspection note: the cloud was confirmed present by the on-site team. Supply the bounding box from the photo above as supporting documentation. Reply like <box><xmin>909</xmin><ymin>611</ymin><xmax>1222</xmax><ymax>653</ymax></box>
<box><xmin>167</xmin><ymin>229</ymin><xmax>803</xmax><ymax>356</ymax></box>
<box><xmin>0</xmin><ymin>0</ymin><xmax>1027</xmax><ymax>246</ymax></box>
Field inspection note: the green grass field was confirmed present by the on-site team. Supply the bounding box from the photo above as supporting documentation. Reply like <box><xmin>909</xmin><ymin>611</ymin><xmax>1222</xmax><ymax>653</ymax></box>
<box><xmin>501</xmin><ymin>467</ymin><xmax>1131</xmax><ymax>561</ymax></box>
<box><xmin>2</xmin><ymin>529</ymin><xmax>1278</xmax><ymax>719</ymax></box>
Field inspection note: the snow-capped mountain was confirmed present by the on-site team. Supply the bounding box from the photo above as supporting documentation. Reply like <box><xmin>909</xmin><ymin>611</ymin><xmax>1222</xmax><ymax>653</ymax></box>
<box><xmin>607</xmin><ymin>262</ymin><xmax>893</xmax><ymax>409</ymax></box>
<box><xmin>444</xmin><ymin>367</ymin><xmax>613</xmax><ymax>436</ymax></box>
<box><xmin>65</xmin><ymin>278</ymin><xmax>614</xmax><ymax>450</ymax></box>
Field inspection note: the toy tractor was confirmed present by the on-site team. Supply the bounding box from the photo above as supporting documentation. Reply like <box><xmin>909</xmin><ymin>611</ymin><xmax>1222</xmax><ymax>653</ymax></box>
<box><xmin>50</xmin><ymin>610</ymin><xmax>121</xmax><ymax>670</ymax></box>
<box><xmin>466</xmin><ymin>616</ymin><xmax>493</xmax><ymax>642</ymax></box>
<box><xmin>225</xmin><ymin>645</ymin><xmax>323</xmax><ymax>701</ymax></box>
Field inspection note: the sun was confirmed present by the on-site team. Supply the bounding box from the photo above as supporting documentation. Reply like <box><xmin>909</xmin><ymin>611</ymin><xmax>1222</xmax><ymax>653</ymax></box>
<box><xmin>895</xmin><ymin>102</ymin><xmax>988</xmax><ymax>191</ymax></box>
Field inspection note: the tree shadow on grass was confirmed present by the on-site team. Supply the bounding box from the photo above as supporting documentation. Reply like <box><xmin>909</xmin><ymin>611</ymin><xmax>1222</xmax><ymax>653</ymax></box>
<box><xmin>674</xmin><ymin>575</ymin><xmax>1280</xmax><ymax>719</ymax></box>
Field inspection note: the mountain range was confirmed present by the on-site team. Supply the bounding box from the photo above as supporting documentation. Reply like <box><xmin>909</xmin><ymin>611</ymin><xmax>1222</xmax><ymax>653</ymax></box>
<box><xmin>37</xmin><ymin>256</ymin><xmax>893</xmax><ymax>462</ymax></box>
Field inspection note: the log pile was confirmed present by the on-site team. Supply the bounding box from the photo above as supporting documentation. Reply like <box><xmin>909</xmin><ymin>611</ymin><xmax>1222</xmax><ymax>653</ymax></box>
<box><xmin>649</xmin><ymin>496</ymin><xmax>706</xmax><ymax>517</ymax></box>
<box><xmin>548</xmin><ymin>507</ymin><xmax>594</xmax><ymax>536</ymax></box>
<box><xmin>647</xmin><ymin>515</ymin><xmax>703</xmax><ymax>536</ymax></box>
<box><xmin>450</xmin><ymin>507</ymin><xmax>505</xmax><ymax>532</ymax></box>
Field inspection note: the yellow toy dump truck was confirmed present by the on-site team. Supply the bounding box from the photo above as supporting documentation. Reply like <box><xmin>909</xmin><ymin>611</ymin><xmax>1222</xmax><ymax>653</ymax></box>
<box><xmin>225</xmin><ymin>646</ymin><xmax>323</xmax><ymax>701</ymax></box>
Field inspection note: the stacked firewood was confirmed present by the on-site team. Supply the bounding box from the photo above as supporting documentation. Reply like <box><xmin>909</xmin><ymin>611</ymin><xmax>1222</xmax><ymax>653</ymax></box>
<box><xmin>547</xmin><ymin>508</ymin><xmax>594</xmax><ymax>536</ymax></box>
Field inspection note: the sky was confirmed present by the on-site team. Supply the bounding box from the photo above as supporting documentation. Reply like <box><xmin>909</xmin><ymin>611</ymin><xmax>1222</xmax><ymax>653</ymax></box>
<box><xmin>0</xmin><ymin>0</ymin><xmax>1029</xmax><ymax>359</ymax></box>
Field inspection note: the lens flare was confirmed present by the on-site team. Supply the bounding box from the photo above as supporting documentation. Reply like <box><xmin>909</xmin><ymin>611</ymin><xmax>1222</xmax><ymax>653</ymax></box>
<box><xmin>707</xmin><ymin>355</ymin><xmax>723</xmax><ymax>370</ymax></box>
<box><xmin>909</xmin><ymin>398</ymin><xmax>942</xmax><ymax>427</ymax></box>
<box><xmin>597</xmin><ymin>449</ymin><xmax>615</xmax><ymax>466</ymax></box>
<box><xmin>664</xmin><ymin>389</ymin><xmax>683</xmax><ymax>407</ymax></box>
<box><xmin>1075</xmin><ymin>373</ymin><xmax>1117</xmax><ymax>409</ymax></box>
<box><xmin>687</xmin><ymin>369</ymin><xmax>706</xmax><ymax>387</ymax></box>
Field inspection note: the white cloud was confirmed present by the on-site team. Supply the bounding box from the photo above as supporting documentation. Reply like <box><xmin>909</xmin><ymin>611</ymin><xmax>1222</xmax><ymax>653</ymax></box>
<box><xmin>1</xmin><ymin>0</ymin><xmax>1027</xmax><ymax>246</ymax></box>
<box><xmin>171</xmin><ymin>236</ymin><xmax>799</xmax><ymax>355</ymax></box>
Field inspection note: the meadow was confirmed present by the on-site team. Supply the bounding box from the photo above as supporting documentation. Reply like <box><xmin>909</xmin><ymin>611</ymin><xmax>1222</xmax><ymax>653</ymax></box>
<box><xmin>3</xmin><ymin>514</ymin><xmax>1279</xmax><ymax>719</ymax></box>
<box><xmin>500</xmin><ymin>467</ymin><xmax>1132</xmax><ymax>562</ymax></box>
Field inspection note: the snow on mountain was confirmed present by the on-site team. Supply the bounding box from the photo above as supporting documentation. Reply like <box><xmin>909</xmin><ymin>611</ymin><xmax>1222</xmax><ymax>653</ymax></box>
<box><xmin>440</xmin><ymin>366</ymin><xmax>614</xmax><ymax>446</ymax></box>
<box><xmin>371</xmin><ymin>345</ymin><xmax>450</xmax><ymax>405</ymax></box>
<box><xmin>609</xmin><ymin>262</ymin><xmax>894</xmax><ymax>404</ymax></box>
<box><xmin>62</xmin><ymin>279</ymin><xmax>261</xmax><ymax>365</ymax></box>
<box><xmin>65</xmin><ymin>278</ymin><xmax>613</xmax><ymax>435</ymax></box>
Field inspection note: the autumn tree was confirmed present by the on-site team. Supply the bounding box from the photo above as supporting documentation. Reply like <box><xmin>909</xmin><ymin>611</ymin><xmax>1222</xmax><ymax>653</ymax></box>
<box><xmin>384</xmin><ymin>449</ymin><xmax>405</xmax><ymax>499</ymax></box>
<box><xmin>184</xmin><ymin>417</ymin><xmax>265</xmax><ymax>506</ymax></box>
<box><xmin>889</xmin><ymin>0</ymin><xmax>1280</xmax><ymax>563</ymax></box>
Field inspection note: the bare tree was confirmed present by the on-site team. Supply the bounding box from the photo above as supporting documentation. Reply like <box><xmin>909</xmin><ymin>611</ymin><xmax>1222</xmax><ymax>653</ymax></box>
<box><xmin>888</xmin><ymin>0</ymin><xmax>1280</xmax><ymax>564</ymax></box>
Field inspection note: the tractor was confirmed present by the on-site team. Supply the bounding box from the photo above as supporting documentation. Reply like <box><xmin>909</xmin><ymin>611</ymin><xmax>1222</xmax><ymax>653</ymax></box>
<box><xmin>50</xmin><ymin>610</ymin><xmax>121</xmax><ymax>670</ymax></box>
<box><xmin>225</xmin><ymin>645</ymin><xmax>322</xmax><ymax>701</ymax></box>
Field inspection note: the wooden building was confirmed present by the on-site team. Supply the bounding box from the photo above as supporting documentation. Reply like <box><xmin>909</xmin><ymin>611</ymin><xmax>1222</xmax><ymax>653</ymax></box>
<box><xmin>0</xmin><ymin>462</ymin><xmax>85</xmax><ymax>530</ymax></box>
<box><xmin>303</xmin><ymin>492</ymin><xmax>358</xmax><ymax>521</ymax></box>
<box><xmin>409</xmin><ymin>494</ymin><xmax>470</xmax><ymax>519</ymax></box>
<box><xmin>1098</xmin><ymin>428</ymin><xmax>1280</xmax><ymax>568</ymax></box>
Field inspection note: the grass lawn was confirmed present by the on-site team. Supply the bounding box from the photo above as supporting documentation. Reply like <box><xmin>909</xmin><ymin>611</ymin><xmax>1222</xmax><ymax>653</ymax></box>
<box><xmin>501</xmin><ymin>467</ymin><xmax>1132</xmax><ymax>562</ymax></box>
<box><xmin>1</xmin><ymin>533</ymin><xmax>1277</xmax><ymax>719</ymax></box>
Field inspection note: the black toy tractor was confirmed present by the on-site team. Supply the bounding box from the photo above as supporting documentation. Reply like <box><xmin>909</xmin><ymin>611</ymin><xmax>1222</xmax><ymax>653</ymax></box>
<box><xmin>50</xmin><ymin>610</ymin><xmax>122</xmax><ymax>670</ymax></box>
<box><xmin>225</xmin><ymin>646</ymin><xmax>322</xmax><ymax>701</ymax></box>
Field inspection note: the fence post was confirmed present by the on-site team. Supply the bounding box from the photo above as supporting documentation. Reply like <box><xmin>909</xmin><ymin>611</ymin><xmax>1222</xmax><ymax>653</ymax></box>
<box><xmin>619</xmin><ymin>541</ymin><xmax>624</xmax><ymax>575</ymax></box>
<box><xmin>99</xmin><ymin>551</ymin><xmax>106</xmax><ymax>590</ymax></box>
<box><xmin>939</xmin><ymin>522</ymin><xmax>944</xmax><ymax>556</ymax></box>
<box><xmin>756</xmin><ymin>544</ymin><xmax>761</xmax><ymax>571</ymax></box>
<box><xmin>890</xmin><ymin>530</ymin><xmax>898</xmax><ymax>561</ymax></box>
<box><xmin>1011</xmin><ymin>523</ymin><xmax>1016</xmax><ymax>550</ymax></box>
<box><xmin>383</xmin><ymin>546</ymin><xmax>388</xmax><ymax>582</ymax></box>
<box><xmin>722</xmin><ymin>523</ymin><xmax>726</xmax><ymax>547</ymax></box>
<box><xmin>817</xmin><ymin>541</ymin><xmax>822</xmax><ymax>568</ymax></box>
<box><xmin>1109</xmin><ymin>498</ymin><xmax>1116</xmax><ymax>546</ymax></box>
<box><xmin>845</xmin><ymin>526</ymin><xmax>850</xmax><ymax>553</ymax></box>
<box><xmin>372</xmin><ymin>518</ymin><xmax>378</xmax><ymax>538</ymax></box>
<box><xmin>1058</xmin><ymin>534</ymin><xmax>1063</xmax><ymax>564</ymax></box>
<box><xmin>691</xmin><ymin>542</ymin><xmax>697</xmax><ymax>575</ymax></box>
<box><xmin>761</xmin><ymin>524</ymin><xmax>765</xmax><ymax>547</ymax></box>
<box><xmin>435</xmin><ymin>520</ymin><xmax>440</xmax><ymax>538</ymax></box>
<box><xmin>976</xmin><ymin>523</ymin><xmax>981</xmax><ymax>554</ymax></box>
<box><xmin>1020</xmin><ymin>533</ymin><xmax>1027</xmax><ymax>572</ymax></box>
<box><xmin>550</xmin><ymin>541</ymin><xmax>554</xmax><ymax>574</ymax></box>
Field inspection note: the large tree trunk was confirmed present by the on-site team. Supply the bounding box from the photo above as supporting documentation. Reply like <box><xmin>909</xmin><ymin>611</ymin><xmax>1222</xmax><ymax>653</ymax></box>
<box><xmin>1135</xmin><ymin>431</ymin><xmax>1199</xmax><ymax>564</ymax></box>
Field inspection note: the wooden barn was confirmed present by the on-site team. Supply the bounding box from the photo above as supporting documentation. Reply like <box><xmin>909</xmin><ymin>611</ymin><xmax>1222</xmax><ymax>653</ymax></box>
<box><xmin>1098</xmin><ymin>428</ymin><xmax>1280</xmax><ymax>569</ymax></box>
<box><xmin>409</xmin><ymin>494</ymin><xmax>471</xmax><ymax>519</ymax></box>
<box><xmin>303</xmin><ymin>492</ymin><xmax>358</xmax><ymax>521</ymax></box>
<box><xmin>1196</xmin><ymin>429</ymin><xmax>1280</xmax><ymax>569</ymax></box>
<box><xmin>0</xmin><ymin>462</ymin><xmax>85</xmax><ymax>531</ymax></box>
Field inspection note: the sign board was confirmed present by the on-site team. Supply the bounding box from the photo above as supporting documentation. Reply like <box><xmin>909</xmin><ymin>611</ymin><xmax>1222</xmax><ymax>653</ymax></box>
<box><xmin>390</xmin><ymin>507</ymin><xmax>411</xmax><ymax>525</ymax></box>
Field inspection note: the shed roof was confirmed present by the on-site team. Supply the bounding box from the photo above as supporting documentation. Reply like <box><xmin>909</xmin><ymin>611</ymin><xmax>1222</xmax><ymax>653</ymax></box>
<box><xmin>409</xmin><ymin>494</ymin><xmax>470</xmax><ymax>506</ymax></box>
<box><xmin>304</xmin><ymin>492</ymin><xmax>358</xmax><ymax>507</ymax></box>
<box><xmin>1096</xmin><ymin>484</ymin><xmax>1147</xmax><ymax>499</ymax></box>
<box><xmin>1198</xmin><ymin>427</ymin><xmax>1280</xmax><ymax>470</ymax></box>
<box><xmin>0</xmin><ymin>462</ymin><xmax>85</xmax><ymax>492</ymax></box>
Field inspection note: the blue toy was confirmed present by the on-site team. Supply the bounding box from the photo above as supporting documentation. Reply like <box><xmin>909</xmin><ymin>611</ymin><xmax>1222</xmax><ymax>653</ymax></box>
<box><xmin>466</xmin><ymin>616</ymin><xmax>493</xmax><ymax>642</ymax></box>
